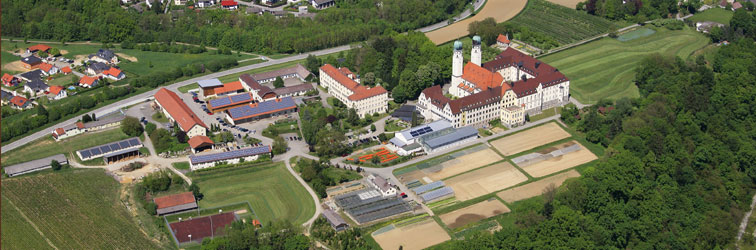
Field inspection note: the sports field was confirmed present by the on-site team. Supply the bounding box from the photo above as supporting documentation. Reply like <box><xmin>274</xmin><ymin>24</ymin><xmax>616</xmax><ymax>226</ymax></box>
<box><xmin>195</xmin><ymin>162</ymin><xmax>315</xmax><ymax>225</ymax></box>
<box><xmin>539</xmin><ymin>26</ymin><xmax>709</xmax><ymax>103</ymax></box>
<box><xmin>445</xmin><ymin>162</ymin><xmax>528</xmax><ymax>201</ymax></box>
<box><xmin>490</xmin><ymin>123</ymin><xmax>571</xmax><ymax>156</ymax></box>
<box><xmin>425</xmin><ymin>0</ymin><xmax>527</xmax><ymax>44</ymax></box>
<box><xmin>518</xmin><ymin>141</ymin><xmax>597</xmax><ymax>177</ymax></box>
<box><xmin>372</xmin><ymin>219</ymin><xmax>451</xmax><ymax>250</ymax></box>
<box><xmin>439</xmin><ymin>199</ymin><xmax>510</xmax><ymax>229</ymax></box>
<box><xmin>1</xmin><ymin>169</ymin><xmax>160</xmax><ymax>249</ymax></box>
<box><xmin>497</xmin><ymin>170</ymin><xmax>581</xmax><ymax>203</ymax></box>
<box><xmin>688</xmin><ymin>8</ymin><xmax>734</xmax><ymax>24</ymax></box>
<box><xmin>1</xmin><ymin>128</ymin><xmax>132</xmax><ymax>167</ymax></box>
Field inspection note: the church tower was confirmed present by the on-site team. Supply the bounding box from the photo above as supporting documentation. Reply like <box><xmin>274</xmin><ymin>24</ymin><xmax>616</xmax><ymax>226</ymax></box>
<box><xmin>471</xmin><ymin>35</ymin><xmax>482</xmax><ymax>66</ymax></box>
<box><xmin>450</xmin><ymin>40</ymin><xmax>464</xmax><ymax>96</ymax></box>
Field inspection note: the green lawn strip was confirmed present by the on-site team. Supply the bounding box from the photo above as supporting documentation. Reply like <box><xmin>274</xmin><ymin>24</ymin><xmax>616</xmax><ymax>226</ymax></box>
<box><xmin>152</xmin><ymin>112</ymin><xmax>170</xmax><ymax>123</ymax></box>
<box><xmin>195</xmin><ymin>162</ymin><xmax>315</xmax><ymax>225</ymax></box>
<box><xmin>384</xmin><ymin>119</ymin><xmax>406</xmax><ymax>132</ymax></box>
<box><xmin>1</xmin><ymin>128</ymin><xmax>131</xmax><ymax>167</ymax></box>
<box><xmin>688</xmin><ymin>8</ymin><xmax>734</xmax><ymax>24</ymax></box>
<box><xmin>1</xmin><ymin>50</ymin><xmax>22</xmax><ymax>75</ymax></box>
<box><xmin>216</xmin><ymin>52</ymin><xmax>336</xmax><ymax>83</ymax></box>
<box><xmin>1</xmin><ymin>169</ymin><xmax>160</xmax><ymax>249</ymax></box>
<box><xmin>540</xmin><ymin>26</ymin><xmax>709</xmax><ymax>104</ymax></box>
<box><xmin>453</xmin><ymin>220</ymin><xmax>500</xmax><ymax>239</ymax></box>
<box><xmin>178</xmin><ymin>83</ymin><xmax>199</xmax><ymax>93</ymax></box>
<box><xmin>172</xmin><ymin>162</ymin><xmax>191</xmax><ymax>171</ymax></box>
<box><xmin>529</xmin><ymin>107</ymin><xmax>561</xmax><ymax>122</ymax></box>
<box><xmin>439</xmin><ymin>159</ymin><xmax>516</xmax><ymax>181</ymax></box>
<box><xmin>432</xmin><ymin>193</ymin><xmax>500</xmax><ymax>215</ymax></box>
<box><xmin>1</xmin><ymin>196</ymin><xmax>53</xmax><ymax>250</ymax></box>
<box><xmin>47</xmin><ymin>74</ymin><xmax>75</xmax><ymax>87</ymax></box>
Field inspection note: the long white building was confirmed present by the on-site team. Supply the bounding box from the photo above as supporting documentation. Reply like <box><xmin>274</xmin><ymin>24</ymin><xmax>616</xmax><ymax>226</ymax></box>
<box><xmin>319</xmin><ymin>64</ymin><xmax>388</xmax><ymax>118</ymax></box>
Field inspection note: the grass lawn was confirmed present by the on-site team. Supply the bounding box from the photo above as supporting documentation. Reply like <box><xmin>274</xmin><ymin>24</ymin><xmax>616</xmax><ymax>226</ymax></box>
<box><xmin>152</xmin><ymin>112</ymin><xmax>170</xmax><ymax>123</ymax></box>
<box><xmin>47</xmin><ymin>74</ymin><xmax>75</xmax><ymax>87</ymax></box>
<box><xmin>1</xmin><ymin>169</ymin><xmax>162</xmax><ymax>249</ymax></box>
<box><xmin>0</xmin><ymin>128</ymin><xmax>132</xmax><ymax>167</ymax></box>
<box><xmin>539</xmin><ymin>26</ymin><xmax>709</xmax><ymax>104</ymax></box>
<box><xmin>216</xmin><ymin>52</ymin><xmax>335</xmax><ymax>83</ymax></box>
<box><xmin>1</xmin><ymin>50</ymin><xmax>22</xmax><ymax>75</ymax></box>
<box><xmin>178</xmin><ymin>83</ymin><xmax>199</xmax><ymax>93</ymax></box>
<box><xmin>173</xmin><ymin>161</ymin><xmax>191</xmax><ymax>171</ymax></box>
<box><xmin>194</xmin><ymin>162</ymin><xmax>315</xmax><ymax>226</ymax></box>
<box><xmin>262</xmin><ymin>119</ymin><xmax>301</xmax><ymax>138</ymax></box>
<box><xmin>385</xmin><ymin>119</ymin><xmax>407</xmax><ymax>132</ymax></box>
<box><xmin>529</xmin><ymin>107</ymin><xmax>562</xmax><ymax>122</ymax></box>
<box><xmin>688</xmin><ymin>8</ymin><xmax>734</xmax><ymax>24</ymax></box>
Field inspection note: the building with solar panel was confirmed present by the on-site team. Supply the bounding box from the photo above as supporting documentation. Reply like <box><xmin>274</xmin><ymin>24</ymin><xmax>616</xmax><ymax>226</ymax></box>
<box><xmin>225</xmin><ymin>97</ymin><xmax>297</xmax><ymax>125</ymax></box>
<box><xmin>154</xmin><ymin>88</ymin><xmax>208</xmax><ymax>138</ymax></box>
<box><xmin>207</xmin><ymin>93</ymin><xmax>254</xmax><ymax>113</ymax></box>
<box><xmin>388</xmin><ymin>120</ymin><xmax>452</xmax><ymax>156</ymax></box>
<box><xmin>417</xmin><ymin>126</ymin><xmax>478</xmax><ymax>154</ymax></box>
<box><xmin>334</xmin><ymin>188</ymin><xmax>412</xmax><ymax>224</ymax></box>
<box><xmin>189</xmin><ymin>145</ymin><xmax>271</xmax><ymax>170</ymax></box>
<box><xmin>76</xmin><ymin>137</ymin><xmax>143</xmax><ymax>164</ymax></box>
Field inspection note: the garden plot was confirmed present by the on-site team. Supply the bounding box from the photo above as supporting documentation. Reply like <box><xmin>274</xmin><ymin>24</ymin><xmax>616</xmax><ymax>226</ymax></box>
<box><xmin>490</xmin><ymin>123</ymin><xmax>570</xmax><ymax>156</ymax></box>
<box><xmin>497</xmin><ymin>170</ymin><xmax>581</xmax><ymax>203</ymax></box>
<box><xmin>396</xmin><ymin>145</ymin><xmax>502</xmax><ymax>184</ymax></box>
<box><xmin>517</xmin><ymin>141</ymin><xmax>597</xmax><ymax>177</ymax></box>
<box><xmin>372</xmin><ymin>219</ymin><xmax>451</xmax><ymax>250</ymax></box>
<box><xmin>439</xmin><ymin>199</ymin><xmax>510</xmax><ymax>229</ymax></box>
<box><xmin>445</xmin><ymin>162</ymin><xmax>528</xmax><ymax>201</ymax></box>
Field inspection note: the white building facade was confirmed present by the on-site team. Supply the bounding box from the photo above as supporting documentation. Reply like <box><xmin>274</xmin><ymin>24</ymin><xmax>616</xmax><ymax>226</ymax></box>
<box><xmin>319</xmin><ymin>64</ymin><xmax>388</xmax><ymax>117</ymax></box>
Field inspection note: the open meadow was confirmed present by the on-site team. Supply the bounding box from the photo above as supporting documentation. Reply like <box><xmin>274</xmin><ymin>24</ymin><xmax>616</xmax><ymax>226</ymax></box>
<box><xmin>1</xmin><ymin>128</ymin><xmax>131</xmax><ymax>167</ymax></box>
<box><xmin>445</xmin><ymin>162</ymin><xmax>528</xmax><ymax>201</ymax></box>
<box><xmin>194</xmin><ymin>162</ymin><xmax>315</xmax><ymax>226</ymax></box>
<box><xmin>539</xmin><ymin>26</ymin><xmax>709</xmax><ymax>103</ymax></box>
<box><xmin>497</xmin><ymin>169</ymin><xmax>581</xmax><ymax>203</ymax></box>
<box><xmin>490</xmin><ymin>122</ymin><xmax>571</xmax><ymax>156</ymax></box>
<box><xmin>508</xmin><ymin>0</ymin><xmax>618</xmax><ymax>45</ymax></box>
<box><xmin>439</xmin><ymin>199</ymin><xmax>510</xmax><ymax>229</ymax></box>
<box><xmin>688</xmin><ymin>8</ymin><xmax>734</xmax><ymax>24</ymax></box>
<box><xmin>425</xmin><ymin>0</ymin><xmax>527</xmax><ymax>44</ymax></box>
<box><xmin>1</xmin><ymin>169</ymin><xmax>160</xmax><ymax>249</ymax></box>
<box><xmin>372</xmin><ymin>219</ymin><xmax>451</xmax><ymax>250</ymax></box>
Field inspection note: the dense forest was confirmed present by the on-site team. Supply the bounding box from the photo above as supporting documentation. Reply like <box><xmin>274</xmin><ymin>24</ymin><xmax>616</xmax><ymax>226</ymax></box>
<box><xmin>430</xmin><ymin>37</ymin><xmax>756</xmax><ymax>249</ymax></box>
<box><xmin>1</xmin><ymin>0</ymin><xmax>470</xmax><ymax>54</ymax></box>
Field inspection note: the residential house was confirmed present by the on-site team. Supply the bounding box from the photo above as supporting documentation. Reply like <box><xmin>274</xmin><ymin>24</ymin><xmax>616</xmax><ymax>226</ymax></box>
<box><xmin>49</xmin><ymin>85</ymin><xmax>67</xmax><ymax>100</ymax></box>
<box><xmin>86</xmin><ymin>62</ymin><xmax>111</xmax><ymax>76</ymax></box>
<box><xmin>249</xmin><ymin>64</ymin><xmax>310</xmax><ymax>84</ymax></box>
<box><xmin>21</xmin><ymin>56</ymin><xmax>43</xmax><ymax>70</ymax></box>
<box><xmin>733</xmin><ymin>1</ymin><xmax>743</xmax><ymax>9</ymax></box>
<box><xmin>24</xmin><ymin>79</ymin><xmax>49</xmax><ymax>96</ymax></box>
<box><xmin>322</xmin><ymin>209</ymin><xmax>349</xmax><ymax>232</ymax></box>
<box><xmin>39</xmin><ymin>63</ymin><xmax>59</xmax><ymax>76</ymax></box>
<box><xmin>368</xmin><ymin>174</ymin><xmax>397</xmax><ymax>197</ymax></box>
<box><xmin>311</xmin><ymin>0</ymin><xmax>335</xmax><ymax>9</ymax></box>
<box><xmin>246</xmin><ymin>6</ymin><xmax>264</xmax><ymax>15</ymax></box>
<box><xmin>221</xmin><ymin>0</ymin><xmax>238</xmax><ymax>9</ymax></box>
<box><xmin>319</xmin><ymin>64</ymin><xmax>389</xmax><ymax>117</ymax></box>
<box><xmin>26</xmin><ymin>44</ymin><xmax>51</xmax><ymax>54</ymax></box>
<box><xmin>174</xmin><ymin>0</ymin><xmax>188</xmax><ymax>4</ymax></box>
<box><xmin>79</xmin><ymin>76</ymin><xmax>100</xmax><ymax>88</ymax></box>
<box><xmin>60</xmin><ymin>66</ymin><xmax>72</xmax><ymax>75</ymax></box>
<box><xmin>496</xmin><ymin>34</ymin><xmax>511</xmax><ymax>48</ymax></box>
<box><xmin>19</xmin><ymin>69</ymin><xmax>44</xmax><ymax>82</ymax></box>
<box><xmin>103</xmin><ymin>67</ymin><xmax>126</xmax><ymax>81</ymax></box>
<box><xmin>88</xmin><ymin>49</ymin><xmax>119</xmax><ymax>65</ymax></box>
<box><xmin>196</xmin><ymin>0</ymin><xmax>215</xmax><ymax>7</ymax></box>
<box><xmin>1</xmin><ymin>90</ymin><xmax>14</xmax><ymax>104</ymax></box>
<box><xmin>9</xmin><ymin>96</ymin><xmax>31</xmax><ymax>109</ymax></box>
<box><xmin>263</xmin><ymin>0</ymin><xmax>280</xmax><ymax>5</ymax></box>
<box><xmin>2</xmin><ymin>73</ymin><xmax>20</xmax><ymax>87</ymax></box>
<box><xmin>154</xmin><ymin>88</ymin><xmax>208</xmax><ymax>138</ymax></box>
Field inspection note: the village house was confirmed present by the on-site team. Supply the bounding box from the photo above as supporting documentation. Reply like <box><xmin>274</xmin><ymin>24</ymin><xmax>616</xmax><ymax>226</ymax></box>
<box><xmin>9</xmin><ymin>96</ymin><xmax>31</xmax><ymax>109</ymax></box>
<box><xmin>88</xmin><ymin>49</ymin><xmax>120</xmax><ymax>65</ymax></box>
<box><xmin>86</xmin><ymin>62</ymin><xmax>111</xmax><ymax>76</ymax></box>
<box><xmin>60</xmin><ymin>66</ymin><xmax>72</xmax><ymax>75</ymax></box>
<box><xmin>19</xmin><ymin>69</ymin><xmax>44</xmax><ymax>82</ymax></box>
<box><xmin>311</xmin><ymin>0</ymin><xmax>335</xmax><ymax>9</ymax></box>
<box><xmin>49</xmin><ymin>85</ymin><xmax>67</xmax><ymax>100</ymax></box>
<box><xmin>103</xmin><ymin>67</ymin><xmax>126</xmax><ymax>81</ymax></box>
<box><xmin>2</xmin><ymin>74</ymin><xmax>20</xmax><ymax>87</ymax></box>
<box><xmin>39</xmin><ymin>63</ymin><xmax>59</xmax><ymax>76</ymax></box>
<box><xmin>221</xmin><ymin>0</ymin><xmax>238</xmax><ymax>9</ymax></box>
<box><xmin>79</xmin><ymin>75</ymin><xmax>100</xmax><ymax>88</ymax></box>
<box><xmin>26</xmin><ymin>44</ymin><xmax>51</xmax><ymax>54</ymax></box>
<box><xmin>24</xmin><ymin>79</ymin><xmax>49</xmax><ymax>96</ymax></box>
<box><xmin>21</xmin><ymin>56</ymin><xmax>43</xmax><ymax>70</ymax></box>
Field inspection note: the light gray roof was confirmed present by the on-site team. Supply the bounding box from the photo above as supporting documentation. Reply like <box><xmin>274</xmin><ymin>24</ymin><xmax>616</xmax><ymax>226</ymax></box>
<box><xmin>398</xmin><ymin>119</ymin><xmax>452</xmax><ymax>141</ymax></box>
<box><xmin>321</xmin><ymin>209</ymin><xmax>348</xmax><ymax>230</ymax></box>
<box><xmin>372</xmin><ymin>175</ymin><xmax>391</xmax><ymax>192</ymax></box>
<box><xmin>84</xmin><ymin>114</ymin><xmax>125</xmax><ymax>129</ymax></box>
<box><xmin>3</xmin><ymin>154</ymin><xmax>68</xmax><ymax>176</ymax></box>
<box><xmin>273</xmin><ymin>83</ymin><xmax>314</xmax><ymax>96</ymax></box>
<box><xmin>156</xmin><ymin>202</ymin><xmax>198</xmax><ymax>215</ymax></box>
<box><xmin>197</xmin><ymin>78</ymin><xmax>223</xmax><ymax>88</ymax></box>
<box><xmin>251</xmin><ymin>64</ymin><xmax>310</xmax><ymax>81</ymax></box>
<box><xmin>422</xmin><ymin>126</ymin><xmax>478</xmax><ymax>149</ymax></box>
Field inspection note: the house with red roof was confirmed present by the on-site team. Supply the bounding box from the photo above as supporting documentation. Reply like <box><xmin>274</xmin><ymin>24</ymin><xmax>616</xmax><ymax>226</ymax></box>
<box><xmin>60</xmin><ymin>66</ymin><xmax>72</xmax><ymax>75</ymax></box>
<box><xmin>319</xmin><ymin>64</ymin><xmax>388</xmax><ymax>117</ymax></box>
<box><xmin>9</xmin><ymin>96</ymin><xmax>30</xmax><ymax>109</ymax></box>
<box><xmin>733</xmin><ymin>1</ymin><xmax>743</xmax><ymax>10</ymax></box>
<box><xmin>38</xmin><ymin>63</ymin><xmax>59</xmax><ymax>76</ymax></box>
<box><xmin>2</xmin><ymin>74</ymin><xmax>20</xmax><ymax>87</ymax></box>
<box><xmin>27</xmin><ymin>44</ymin><xmax>52</xmax><ymax>54</ymax></box>
<box><xmin>103</xmin><ymin>67</ymin><xmax>125</xmax><ymax>81</ymax></box>
<box><xmin>154</xmin><ymin>88</ymin><xmax>208</xmax><ymax>138</ymax></box>
<box><xmin>79</xmin><ymin>75</ymin><xmax>100</xmax><ymax>88</ymax></box>
<box><xmin>154</xmin><ymin>192</ymin><xmax>198</xmax><ymax>215</ymax></box>
<box><xmin>49</xmin><ymin>85</ymin><xmax>67</xmax><ymax>100</ymax></box>
<box><xmin>188</xmin><ymin>135</ymin><xmax>214</xmax><ymax>153</ymax></box>
<box><xmin>221</xmin><ymin>0</ymin><xmax>238</xmax><ymax>9</ymax></box>
<box><xmin>497</xmin><ymin>34</ymin><xmax>511</xmax><ymax>48</ymax></box>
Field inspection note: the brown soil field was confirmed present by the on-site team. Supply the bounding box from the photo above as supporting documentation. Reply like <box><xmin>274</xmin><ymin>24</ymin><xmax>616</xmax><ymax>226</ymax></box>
<box><xmin>427</xmin><ymin>148</ymin><xmax>503</xmax><ymax>181</ymax></box>
<box><xmin>116</xmin><ymin>53</ymin><xmax>138</xmax><ymax>62</ymax></box>
<box><xmin>491</xmin><ymin>123</ymin><xmax>571</xmax><ymax>156</ymax></box>
<box><xmin>74</xmin><ymin>55</ymin><xmax>88</xmax><ymax>65</ymax></box>
<box><xmin>372</xmin><ymin>219</ymin><xmax>451</xmax><ymax>250</ymax></box>
<box><xmin>547</xmin><ymin>0</ymin><xmax>583</xmax><ymax>8</ymax></box>
<box><xmin>439</xmin><ymin>199</ymin><xmax>510</xmax><ymax>229</ymax></box>
<box><xmin>60</xmin><ymin>49</ymin><xmax>69</xmax><ymax>55</ymax></box>
<box><xmin>425</xmin><ymin>0</ymin><xmax>528</xmax><ymax>45</ymax></box>
<box><xmin>2</xmin><ymin>61</ymin><xmax>29</xmax><ymax>73</ymax></box>
<box><xmin>446</xmin><ymin>162</ymin><xmax>528</xmax><ymax>201</ymax></box>
<box><xmin>519</xmin><ymin>142</ymin><xmax>597</xmax><ymax>177</ymax></box>
<box><xmin>497</xmin><ymin>170</ymin><xmax>581</xmax><ymax>203</ymax></box>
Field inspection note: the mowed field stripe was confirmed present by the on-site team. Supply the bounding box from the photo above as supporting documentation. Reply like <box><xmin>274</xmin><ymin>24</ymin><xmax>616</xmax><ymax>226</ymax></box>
<box><xmin>2</xmin><ymin>196</ymin><xmax>58</xmax><ymax>250</ymax></box>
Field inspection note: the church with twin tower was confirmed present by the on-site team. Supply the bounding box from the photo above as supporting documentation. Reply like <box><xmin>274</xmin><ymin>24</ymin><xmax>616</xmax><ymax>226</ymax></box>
<box><xmin>417</xmin><ymin>35</ymin><xmax>571</xmax><ymax>129</ymax></box>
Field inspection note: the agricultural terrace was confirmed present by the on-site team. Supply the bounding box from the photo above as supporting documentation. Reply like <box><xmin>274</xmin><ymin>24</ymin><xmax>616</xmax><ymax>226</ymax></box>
<box><xmin>489</xmin><ymin>122</ymin><xmax>571</xmax><ymax>156</ymax></box>
<box><xmin>425</xmin><ymin>0</ymin><xmax>527</xmax><ymax>44</ymax></box>
<box><xmin>1</xmin><ymin>128</ymin><xmax>132</xmax><ymax>167</ymax></box>
<box><xmin>688</xmin><ymin>8</ymin><xmax>734</xmax><ymax>24</ymax></box>
<box><xmin>539</xmin><ymin>26</ymin><xmax>709</xmax><ymax>103</ymax></box>
<box><xmin>193</xmin><ymin>162</ymin><xmax>315</xmax><ymax>225</ymax></box>
<box><xmin>372</xmin><ymin>218</ymin><xmax>451</xmax><ymax>250</ymax></box>
<box><xmin>508</xmin><ymin>0</ymin><xmax>618</xmax><ymax>45</ymax></box>
<box><xmin>1</xmin><ymin>169</ymin><xmax>161</xmax><ymax>249</ymax></box>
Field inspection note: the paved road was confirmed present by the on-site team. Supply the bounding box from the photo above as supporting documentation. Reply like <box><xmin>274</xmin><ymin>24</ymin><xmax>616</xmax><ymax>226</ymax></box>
<box><xmin>1</xmin><ymin>44</ymin><xmax>353</xmax><ymax>153</ymax></box>
<box><xmin>416</xmin><ymin>0</ymin><xmax>486</xmax><ymax>33</ymax></box>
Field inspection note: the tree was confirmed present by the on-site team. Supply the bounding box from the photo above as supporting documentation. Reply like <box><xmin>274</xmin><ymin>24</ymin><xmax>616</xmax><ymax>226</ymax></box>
<box><xmin>273</xmin><ymin>76</ymin><xmax>285</xmax><ymax>89</ymax></box>
<box><xmin>82</xmin><ymin>114</ymin><xmax>92</xmax><ymax>123</ymax></box>
<box><xmin>51</xmin><ymin>159</ymin><xmax>62</xmax><ymax>171</ymax></box>
<box><xmin>273</xmin><ymin>136</ymin><xmax>288</xmax><ymax>155</ymax></box>
<box><xmin>38</xmin><ymin>51</ymin><xmax>49</xmax><ymax>58</ymax></box>
<box><xmin>145</xmin><ymin>202</ymin><xmax>157</xmax><ymax>215</ymax></box>
<box><xmin>306</xmin><ymin>54</ymin><xmax>322</xmax><ymax>75</ymax></box>
<box><xmin>219</xmin><ymin>131</ymin><xmax>235</xmax><ymax>143</ymax></box>
<box><xmin>49</xmin><ymin>48</ymin><xmax>61</xmax><ymax>57</ymax></box>
<box><xmin>145</xmin><ymin>122</ymin><xmax>157</xmax><ymax>134</ymax></box>
<box><xmin>189</xmin><ymin>183</ymin><xmax>204</xmax><ymax>200</ymax></box>
<box><xmin>121</xmin><ymin>117</ymin><xmax>144</xmax><ymax>136</ymax></box>
<box><xmin>370</xmin><ymin>124</ymin><xmax>376</xmax><ymax>132</ymax></box>
<box><xmin>36</xmin><ymin>105</ymin><xmax>48</xmax><ymax>117</ymax></box>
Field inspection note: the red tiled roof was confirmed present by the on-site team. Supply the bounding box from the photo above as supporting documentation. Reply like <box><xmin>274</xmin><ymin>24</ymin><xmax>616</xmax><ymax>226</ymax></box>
<box><xmin>154</xmin><ymin>88</ymin><xmax>207</xmax><ymax>131</ymax></box>
<box><xmin>55</xmin><ymin>128</ymin><xmax>65</xmax><ymax>135</ymax></box>
<box><xmin>2</xmin><ymin>73</ymin><xmax>15</xmax><ymax>82</ymax></box>
<box><xmin>61</xmin><ymin>66</ymin><xmax>72</xmax><ymax>73</ymax></box>
<box><xmin>213</xmin><ymin>81</ymin><xmax>243</xmax><ymax>95</ymax></box>
<box><xmin>461</xmin><ymin>62</ymin><xmax>506</xmax><ymax>90</ymax></box>
<box><xmin>104</xmin><ymin>67</ymin><xmax>122</xmax><ymax>77</ymax></box>
<box><xmin>188</xmin><ymin>136</ymin><xmax>214</xmax><ymax>149</ymax></box>
<box><xmin>80</xmin><ymin>76</ymin><xmax>98</xmax><ymax>86</ymax></box>
<box><xmin>483</xmin><ymin>48</ymin><xmax>567</xmax><ymax>98</ymax></box>
<box><xmin>28</xmin><ymin>44</ymin><xmax>51</xmax><ymax>52</ymax></box>
<box><xmin>497</xmin><ymin>34</ymin><xmax>510</xmax><ymax>44</ymax></box>
<box><xmin>420</xmin><ymin>85</ymin><xmax>451</xmax><ymax>110</ymax></box>
<box><xmin>448</xmin><ymin>86</ymin><xmax>502</xmax><ymax>114</ymax></box>
<box><xmin>76</xmin><ymin>122</ymin><xmax>85</xmax><ymax>129</ymax></box>
<box><xmin>154</xmin><ymin>192</ymin><xmax>196</xmax><ymax>209</ymax></box>
<box><xmin>221</xmin><ymin>0</ymin><xmax>238</xmax><ymax>6</ymax></box>
<box><xmin>169</xmin><ymin>212</ymin><xmax>237</xmax><ymax>243</ymax></box>
<box><xmin>733</xmin><ymin>2</ymin><xmax>743</xmax><ymax>9</ymax></box>
<box><xmin>320</xmin><ymin>64</ymin><xmax>387</xmax><ymax>101</ymax></box>
<box><xmin>320</xmin><ymin>64</ymin><xmax>359</xmax><ymax>89</ymax></box>
<box><xmin>348</xmin><ymin>85</ymin><xmax>387</xmax><ymax>101</ymax></box>
<box><xmin>240</xmin><ymin>74</ymin><xmax>274</xmax><ymax>97</ymax></box>
<box><xmin>10</xmin><ymin>96</ymin><xmax>28</xmax><ymax>107</ymax></box>
<box><xmin>39</xmin><ymin>63</ymin><xmax>54</xmax><ymax>72</ymax></box>
<box><xmin>49</xmin><ymin>85</ymin><xmax>64</xmax><ymax>95</ymax></box>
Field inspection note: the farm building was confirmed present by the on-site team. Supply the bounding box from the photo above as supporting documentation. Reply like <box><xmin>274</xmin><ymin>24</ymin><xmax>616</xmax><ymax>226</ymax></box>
<box><xmin>418</xmin><ymin>126</ymin><xmax>479</xmax><ymax>154</ymax></box>
<box><xmin>202</xmin><ymin>80</ymin><xmax>244</xmax><ymax>99</ymax></box>
<box><xmin>154</xmin><ymin>88</ymin><xmax>208</xmax><ymax>138</ymax></box>
<box><xmin>240</xmin><ymin>70</ymin><xmax>314</xmax><ymax>102</ymax></box>
<box><xmin>52</xmin><ymin>122</ymin><xmax>85</xmax><ymax>141</ymax></box>
<box><xmin>76</xmin><ymin>137</ymin><xmax>143</xmax><ymax>164</ymax></box>
<box><xmin>225</xmin><ymin>97</ymin><xmax>297</xmax><ymax>125</ymax></box>
<box><xmin>154</xmin><ymin>192</ymin><xmax>198</xmax><ymax>215</ymax></box>
<box><xmin>207</xmin><ymin>93</ymin><xmax>254</xmax><ymax>113</ymax></box>
<box><xmin>188</xmin><ymin>146</ymin><xmax>271</xmax><ymax>170</ymax></box>
<box><xmin>271</xmin><ymin>83</ymin><xmax>315</xmax><ymax>99</ymax></box>
<box><xmin>3</xmin><ymin>154</ymin><xmax>68</xmax><ymax>177</ymax></box>
<box><xmin>334</xmin><ymin>189</ymin><xmax>411</xmax><ymax>224</ymax></box>
<box><xmin>250</xmin><ymin>64</ymin><xmax>310</xmax><ymax>84</ymax></box>
<box><xmin>197</xmin><ymin>78</ymin><xmax>224</xmax><ymax>97</ymax></box>
<box><xmin>169</xmin><ymin>212</ymin><xmax>237</xmax><ymax>245</ymax></box>
<box><xmin>188</xmin><ymin>135</ymin><xmax>215</xmax><ymax>153</ymax></box>
<box><xmin>388</xmin><ymin>120</ymin><xmax>452</xmax><ymax>155</ymax></box>
<box><xmin>26</xmin><ymin>44</ymin><xmax>51</xmax><ymax>54</ymax></box>
<box><xmin>319</xmin><ymin>64</ymin><xmax>388</xmax><ymax>118</ymax></box>
<box><xmin>367</xmin><ymin>174</ymin><xmax>397</xmax><ymax>197</ymax></box>
<box><xmin>52</xmin><ymin>114</ymin><xmax>125</xmax><ymax>141</ymax></box>
<box><xmin>322</xmin><ymin>209</ymin><xmax>349</xmax><ymax>232</ymax></box>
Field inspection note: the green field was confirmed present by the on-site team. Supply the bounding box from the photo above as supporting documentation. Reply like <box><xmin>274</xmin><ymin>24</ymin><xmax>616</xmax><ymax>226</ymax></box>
<box><xmin>172</xmin><ymin>161</ymin><xmax>191</xmax><ymax>171</ymax></box>
<box><xmin>194</xmin><ymin>162</ymin><xmax>315</xmax><ymax>226</ymax></box>
<box><xmin>508</xmin><ymin>0</ymin><xmax>619</xmax><ymax>45</ymax></box>
<box><xmin>688</xmin><ymin>8</ymin><xmax>734</xmax><ymax>24</ymax></box>
<box><xmin>1</xmin><ymin>128</ymin><xmax>131</xmax><ymax>167</ymax></box>
<box><xmin>1</xmin><ymin>50</ymin><xmax>21</xmax><ymax>75</ymax></box>
<box><xmin>1</xmin><ymin>169</ymin><xmax>161</xmax><ymax>249</ymax></box>
<box><xmin>539</xmin><ymin>26</ymin><xmax>709</xmax><ymax>103</ymax></box>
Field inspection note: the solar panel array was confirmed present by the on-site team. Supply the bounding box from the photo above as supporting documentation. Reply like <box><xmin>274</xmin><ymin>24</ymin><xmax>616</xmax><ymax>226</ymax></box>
<box><xmin>334</xmin><ymin>189</ymin><xmax>412</xmax><ymax>223</ymax></box>
<box><xmin>227</xmin><ymin>97</ymin><xmax>296</xmax><ymax>120</ymax></box>
<box><xmin>420</xmin><ymin>186</ymin><xmax>454</xmax><ymax>203</ymax></box>
<box><xmin>412</xmin><ymin>181</ymin><xmax>445</xmax><ymax>195</ymax></box>
<box><xmin>78</xmin><ymin>138</ymin><xmax>141</xmax><ymax>159</ymax></box>
<box><xmin>409</xmin><ymin>126</ymin><xmax>434</xmax><ymax>137</ymax></box>
<box><xmin>190</xmin><ymin>146</ymin><xmax>271</xmax><ymax>164</ymax></box>
<box><xmin>208</xmin><ymin>93</ymin><xmax>251</xmax><ymax>108</ymax></box>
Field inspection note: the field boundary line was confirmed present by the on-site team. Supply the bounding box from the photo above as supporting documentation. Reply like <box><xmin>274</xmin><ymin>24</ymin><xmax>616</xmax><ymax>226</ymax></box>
<box><xmin>3</xmin><ymin>196</ymin><xmax>59</xmax><ymax>250</ymax></box>
<box><xmin>439</xmin><ymin>159</ymin><xmax>511</xmax><ymax>181</ymax></box>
